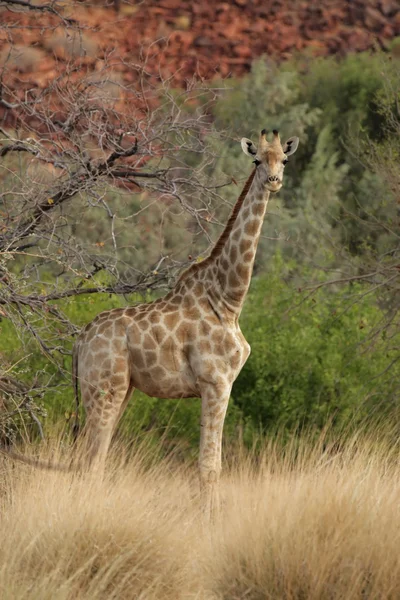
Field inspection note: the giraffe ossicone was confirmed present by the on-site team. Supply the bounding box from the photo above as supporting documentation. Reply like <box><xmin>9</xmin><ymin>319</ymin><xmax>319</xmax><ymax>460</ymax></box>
<box><xmin>72</xmin><ymin>128</ymin><xmax>299</xmax><ymax>517</ymax></box>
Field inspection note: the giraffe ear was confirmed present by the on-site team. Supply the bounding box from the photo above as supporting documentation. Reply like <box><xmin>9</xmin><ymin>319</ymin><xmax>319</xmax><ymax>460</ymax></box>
<box><xmin>241</xmin><ymin>138</ymin><xmax>257</xmax><ymax>157</ymax></box>
<box><xmin>282</xmin><ymin>136</ymin><xmax>299</xmax><ymax>156</ymax></box>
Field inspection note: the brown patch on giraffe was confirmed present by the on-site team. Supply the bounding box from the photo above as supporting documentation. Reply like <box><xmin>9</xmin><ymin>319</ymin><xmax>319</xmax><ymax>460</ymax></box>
<box><xmin>176</xmin><ymin>321</ymin><xmax>196</xmax><ymax>343</ymax></box>
<box><xmin>131</xmin><ymin>348</ymin><xmax>145</xmax><ymax>370</ymax></box>
<box><xmin>244</xmin><ymin>219</ymin><xmax>259</xmax><ymax>237</ymax></box>
<box><xmin>213</xmin><ymin>340</ymin><xmax>224</xmax><ymax>355</ymax></box>
<box><xmin>199</xmin><ymin>320</ymin><xmax>212</xmax><ymax>336</ymax></box>
<box><xmin>152</xmin><ymin>324</ymin><xmax>167</xmax><ymax>343</ymax></box>
<box><xmin>211</xmin><ymin>329</ymin><xmax>224</xmax><ymax>344</ymax></box>
<box><xmin>201</xmin><ymin>359</ymin><xmax>217</xmax><ymax>379</ymax></box>
<box><xmin>97</xmin><ymin>320</ymin><xmax>111</xmax><ymax>335</ymax></box>
<box><xmin>113</xmin><ymin>321</ymin><xmax>126</xmax><ymax>337</ymax></box>
<box><xmin>198</xmin><ymin>297</ymin><xmax>210</xmax><ymax>312</ymax></box>
<box><xmin>252</xmin><ymin>201</ymin><xmax>265</xmax><ymax>216</ymax></box>
<box><xmin>160</xmin><ymin>338</ymin><xmax>178</xmax><ymax>371</ymax></box>
<box><xmin>148</xmin><ymin>311</ymin><xmax>161</xmax><ymax>324</ymax></box>
<box><xmin>111</xmin><ymin>374</ymin><xmax>127</xmax><ymax>387</ymax></box>
<box><xmin>89</xmin><ymin>314</ymin><xmax>100</xmax><ymax>326</ymax></box>
<box><xmin>136</xmin><ymin>312</ymin><xmax>147</xmax><ymax>322</ymax></box>
<box><xmin>220</xmin><ymin>257</ymin><xmax>229</xmax><ymax>271</ymax></box>
<box><xmin>241</xmin><ymin>207</ymin><xmax>250</xmax><ymax>221</ymax></box>
<box><xmin>193</xmin><ymin>282</ymin><xmax>203</xmax><ymax>296</ymax></box>
<box><xmin>230</xmin><ymin>245</ymin><xmax>238</xmax><ymax>264</ymax></box>
<box><xmin>230</xmin><ymin>351</ymin><xmax>241</xmax><ymax>370</ymax></box>
<box><xmin>237</xmin><ymin>263</ymin><xmax>251</xmax><ymax>280</ymax></box>
<box><xmin>228</xmin><ymin>270</ymin><xmax>241</xmax><ymax>288</ymax></box>
<box><xmin>113</xmin><ymin>357</ymin><xmax>126</xmax><ymax>373</ymax></box>
<box><xmin>94</xmin><ymin>312</ymin><xmax>110</xmax><ymax>323</ymax></box>
<box><xmin>84</xmin><ymin>354</ymin><xmax>94</xmax><ymax>368</ymax></box>
<box><xmin>222</xmin><ymin>333</ymin><xmax>235</xmax><ymax>352</ymax></box>
<box><xmin>215</xmin><ymin>358</ymin><xmax>228</xmax><ymax>373</ymax></box>
<box><xmin>240</xmin><ymin>239</ymin><xmax>252</xmax><ymax>254</ymax></box>
<box><xmin>112</xmin><ymin>338</ymin><xmax>125</xmax><ymax>353</ymax></box>
<box><xmin>232</xmin><ymin>228</ymin><xmax>241</xmax><ymax>242</ymax></box>
<box><xmin>199</xmin><ymin>339</ymin><xmax>212</xmax><ymax>353</ymax></box>
<box><xmin>86</xmin><ymin>327</ymin><xmax>98</xmax><ymax>342</ymax></box>
<box><xmin>207</xmin><ymin>398</ymin><xmax>220</xmax><ymax>409</ymax></box>
<box><xmin>138</xmin><ymin>319</ymin><xmax>150</xmax><ymax>332</ymax></box>
<box><xmin>243</xmin><ymin>250</ymin><xmax>253</xmax><ymax>263</ymax></box>
<box><xmin>89</xmin><ymin>368</ymin><xmax>100</xmax><ymax>382</ymax></box>
<box><xmin>218</xmin><ymin>272</ymin><xmax>227</xmax><ymax>288</ymax></box>
<box><xmin>183</xmin><ymin>294</ymin><xmax>195</xmax><ymax>311</ymax></box>
<box><xmin>151</xmin><ymin>365</ymin><xmax>167</xmax><ymax>380</ymax></box>
<box><xmin>143</xmin><ymin>333</ymin><xmax>157</xmax><ymax>350</ymax></box>
<box><xmin>145</xmin><ymin>350</ymin><xmax>157</xmax><ymax>367</ymax></box>
<box><xmin>188</xmin><ymin>306</ymin><xmax>202</xmax><ymax>320</ymax></box>
<box><xmin>102</xmin><ymin>358</ymin><xmax>112</xmax><ymax>371</ymax></box>
<box><xmin>163</xmin><ymin>311</ymin><xmax>180</xmax><ymax>330</ymax></box>
<box><xmin>170</xmin><ymin>294</ymin><xmax>183</xmax><ymax>306</ymax></box>
<box><xmin>91</xmin><ymin>336</ymin><xmax>109</xmax><ymax>353</ymax></box>
<box><xmin>160</xmin><ymin>304</ymin><xmax>176</xmax><ymax>314</ymax></box>
<box><xmin>185</xmin><ymin>277</ymin><xmax>196</xmax><ymax>289</ymax></box>
<box><xmin>205</xmin><ymin>315</ymin><xmax>220</xmax><ymax>327</ymax></box>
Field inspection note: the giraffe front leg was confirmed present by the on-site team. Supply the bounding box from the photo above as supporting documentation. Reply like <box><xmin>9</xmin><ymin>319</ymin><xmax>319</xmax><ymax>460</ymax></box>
<box><xmin>198</xmin><ymin>381</ymin><xmax>231</xmax><ymax>521</ymax></box>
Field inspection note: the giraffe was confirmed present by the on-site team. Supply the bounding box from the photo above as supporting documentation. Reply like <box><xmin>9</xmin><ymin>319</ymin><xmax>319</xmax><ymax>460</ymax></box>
<box><xmin>72</xmin><ymin>128</ymin><xmax>299</xmax><ymax>515</ymax></box>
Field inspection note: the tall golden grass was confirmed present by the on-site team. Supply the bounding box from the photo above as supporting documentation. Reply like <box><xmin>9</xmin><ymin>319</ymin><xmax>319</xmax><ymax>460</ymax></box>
<box><xmin>1</xmin><ymin>429</ymin><xmax>399</xmax><ymax>599</ymax></box>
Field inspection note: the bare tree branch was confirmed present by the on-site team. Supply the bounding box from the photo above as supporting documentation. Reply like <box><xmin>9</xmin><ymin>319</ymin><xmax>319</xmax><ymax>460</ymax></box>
<box><xmin>0</xmin><ymin>0</ymin><xmax>76</xmax><ymax>24</ymax></box>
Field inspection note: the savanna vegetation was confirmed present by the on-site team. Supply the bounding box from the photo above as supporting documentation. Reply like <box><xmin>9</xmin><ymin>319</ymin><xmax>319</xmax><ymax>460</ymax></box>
<box><xmin>2</xmin><ymin>40</ymin><xmax>400</xmax><ymax>449</ymax></box>
<box><xmin>1</xmin><ymin>430</ymin><xmax>400</xmax><ymax>600</ymax></box>
<box><xmin>1</xmin><ymin>3</ymin><xmax>400</xmax><ymax>596</ymax></box>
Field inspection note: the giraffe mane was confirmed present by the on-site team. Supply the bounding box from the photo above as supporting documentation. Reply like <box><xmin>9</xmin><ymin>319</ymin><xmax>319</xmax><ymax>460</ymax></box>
<box><xmin>210</xmin><ymin>167</ymin><xmax>256</xmax><ymax>259</ymax></box>
<box><xmin>177</xmin><ymin>168</ymin><xmax>256</xmax><ymax>282</ymax></box>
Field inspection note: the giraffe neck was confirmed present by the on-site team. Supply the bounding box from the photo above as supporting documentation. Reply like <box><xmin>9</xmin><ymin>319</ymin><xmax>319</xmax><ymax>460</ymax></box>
<box><xmin>210</xmin><ymin>166</ymin><xmax>271</xmax><ymax>313</ymax></box>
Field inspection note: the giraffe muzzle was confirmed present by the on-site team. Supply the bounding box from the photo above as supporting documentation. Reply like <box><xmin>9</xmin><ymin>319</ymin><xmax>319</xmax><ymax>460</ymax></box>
<box><xmin>267</xmin><ymin>176</ymin><xmax>282</xmax><ymax>192</ymax></box>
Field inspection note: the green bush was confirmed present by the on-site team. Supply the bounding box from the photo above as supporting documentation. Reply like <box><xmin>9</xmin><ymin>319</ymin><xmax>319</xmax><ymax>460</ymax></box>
<box><xmin>233</xmin><ymin>256</ymin><xmax>400</xmax><ymax>436</ymax></box>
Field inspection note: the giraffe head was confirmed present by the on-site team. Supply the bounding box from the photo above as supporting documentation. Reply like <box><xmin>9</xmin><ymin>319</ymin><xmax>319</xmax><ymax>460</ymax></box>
<box><xmin>241</xmin><ymin>129</ymin><xmax>299</xmax><ymax>193</ymax></box>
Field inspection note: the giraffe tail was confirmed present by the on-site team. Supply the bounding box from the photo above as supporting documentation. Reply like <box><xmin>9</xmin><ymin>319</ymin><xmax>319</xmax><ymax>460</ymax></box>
<box><xmin>0</xmin><ymin>448</ymin><xmax>73</xmax><ymax>472</ymax></box>
<box><xmin>71</xmin><ymin>341</ymin><xmax>81</xmax><ymax>442</ymax></box>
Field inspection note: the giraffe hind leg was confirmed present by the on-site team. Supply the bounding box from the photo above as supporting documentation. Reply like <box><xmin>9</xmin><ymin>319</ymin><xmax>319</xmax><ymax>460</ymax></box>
<box><xmin>81</xmin><ymin>378</ymin><xmax>134</xmax><ymax>475</ymax></box>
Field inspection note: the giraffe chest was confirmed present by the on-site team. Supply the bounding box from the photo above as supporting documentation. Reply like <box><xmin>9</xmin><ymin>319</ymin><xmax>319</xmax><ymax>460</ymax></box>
<box><xmin>189</xmin><ymin>323</ymin><xmax>251</xmax><ymax>388</ymax></box>
<box><xmin>126</xmin><ymin>317</ymin><xmax>250</xmax><ymax>398</ymax></box>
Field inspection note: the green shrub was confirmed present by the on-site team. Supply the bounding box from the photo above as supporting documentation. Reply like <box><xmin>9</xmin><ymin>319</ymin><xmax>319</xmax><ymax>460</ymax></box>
<box><xmin>233</xmin><ymin>256</ymin><xmax>400</xmax><ymax>435</ymax></box>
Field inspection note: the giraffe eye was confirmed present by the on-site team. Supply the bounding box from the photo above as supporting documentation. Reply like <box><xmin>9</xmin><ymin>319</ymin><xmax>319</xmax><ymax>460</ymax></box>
<box><xmin>282</xmin><ymin>159</ymin><xmax>288</xmax><ymax>166</ymax></box>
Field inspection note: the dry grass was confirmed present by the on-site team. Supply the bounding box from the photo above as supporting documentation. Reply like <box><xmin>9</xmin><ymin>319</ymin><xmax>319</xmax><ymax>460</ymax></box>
<box><xmin>0</xmin><ymin>430</ymin><xmax>400</xmax><ymax>599</ymax></box>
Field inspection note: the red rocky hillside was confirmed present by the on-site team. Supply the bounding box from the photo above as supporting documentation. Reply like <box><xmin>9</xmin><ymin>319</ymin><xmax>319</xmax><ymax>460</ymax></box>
<box><xmin>0</xmin><ymin>0</ymin><xmax>399</xmax><ymax>91</ymax></box>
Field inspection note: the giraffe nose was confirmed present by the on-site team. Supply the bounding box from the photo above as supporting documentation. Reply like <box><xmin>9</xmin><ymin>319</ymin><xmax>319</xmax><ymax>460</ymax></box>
<box><xmin>268</xmin><ymin>175</ymin><xmax>280</xmax><ymax>183</ymax></box>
